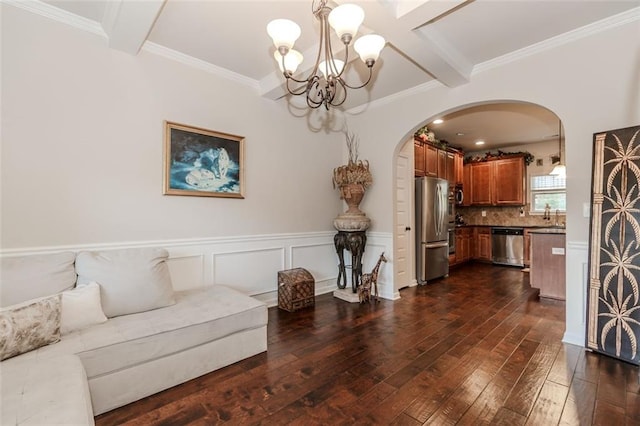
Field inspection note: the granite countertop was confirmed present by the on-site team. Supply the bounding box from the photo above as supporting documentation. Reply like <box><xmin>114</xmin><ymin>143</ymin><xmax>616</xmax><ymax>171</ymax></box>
<box><xmin>455</xmin><ymin>224</ymin><xmax>566</xmax><ymax>233</ymax></box>
<box><xmin>528</xmin><ymin>228</ymin><xmax>566</xmax><ymax>234</ymax></box>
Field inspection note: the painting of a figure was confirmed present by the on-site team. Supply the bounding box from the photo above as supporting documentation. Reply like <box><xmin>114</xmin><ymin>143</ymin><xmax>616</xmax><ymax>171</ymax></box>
<box><xmin>164</xmin><ymin>121</ymin><xmax>244</xmax><ymax>198</ymax></box>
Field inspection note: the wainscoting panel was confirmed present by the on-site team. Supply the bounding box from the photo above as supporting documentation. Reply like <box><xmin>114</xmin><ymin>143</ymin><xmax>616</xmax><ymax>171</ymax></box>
<box><xmin>213</xmin><ymin>248</ymin><xmax>285</xmax><ymax>295</ymax></box>
<box><xmin>564</xmin><ymin>240</ymin><xmax>588</xmax><ymax>347</ymax></box>
<box><xmin>166</xmin><ymin>255</ymin><xmax>205</xmax><ymax>291</ymax></box>
<box><xmin>290</xmin><ymin>243</ymin><xmax>337</xmax><ymax>283</ymax></box>
<box><xmin>0</xmin><ymin>231</ymin><xmax>397</xmax><ymax>307</ymax></box>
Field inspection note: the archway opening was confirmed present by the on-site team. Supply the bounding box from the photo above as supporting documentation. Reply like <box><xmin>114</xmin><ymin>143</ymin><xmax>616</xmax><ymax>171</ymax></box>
<box><xmin>392</xmin><ymin>100</ymin><xmax>564</xmax><ymax>292</ymax></box>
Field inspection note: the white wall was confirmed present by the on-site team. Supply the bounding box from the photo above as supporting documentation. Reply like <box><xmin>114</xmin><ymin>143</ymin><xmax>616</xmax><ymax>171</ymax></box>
<box><xmin>346</xmin><ymin>19</ymin><xmax>640</xmax><ymax>346</ymax></box>
<box><xmin>0</xmin><ymin>5</ymin><xmax>398</xmax><ymax>305</ymax></box>
<box><xmin>1</xmin><ymin>5</ymin><xmax>343</xmax><ymax>249</ymax></box>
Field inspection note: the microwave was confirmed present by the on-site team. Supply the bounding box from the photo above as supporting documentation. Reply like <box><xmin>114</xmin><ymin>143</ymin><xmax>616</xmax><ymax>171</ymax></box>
<box><xmin>454</xmin><ymin>185</ymin><xmax>464</xmax><ymax>205</ymax></box>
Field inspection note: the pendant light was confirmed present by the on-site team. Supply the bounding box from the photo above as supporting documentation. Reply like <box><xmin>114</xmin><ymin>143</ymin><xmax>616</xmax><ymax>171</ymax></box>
<box><xmin>550</xmin><ymin>119</ymin><xmax>566</xmax><ymax>177</ymax></box>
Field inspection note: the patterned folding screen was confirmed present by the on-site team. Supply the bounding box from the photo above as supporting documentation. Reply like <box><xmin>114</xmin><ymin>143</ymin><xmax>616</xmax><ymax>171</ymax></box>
<box><xmin>587</xmin><ymin>124</ymin><xmax>640</xmax><ymax>365</ymax></box>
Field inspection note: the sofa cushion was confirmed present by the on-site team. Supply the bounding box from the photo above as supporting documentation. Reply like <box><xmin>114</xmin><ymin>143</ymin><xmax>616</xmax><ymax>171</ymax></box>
<box><xmin>75</xmin><ymin>248</ymin><xmax>175</xmax><ymax>318</ymax></box>
<box><xmin>61</xmin><ymin>282</ymin><xmax>107</xmax><ymax>335</ymax></box>
<box><xmin>0</xmin><ymin>355</ymin><xmax>94</xmax><ymax>425</ymax></box>
<box><xmin>0</xmin><ymin>295</ymin><xmax>61</xmax><ymax>361</ymax></box>
<box><xmin>0</xmin><ymin>252</ymin><xmax>76</xmax><ymax>308</ymax></box>
<box><xmin>54</xmin><ymin>285</ymin><xmax>267</xmax><ymax>380</ymax></box>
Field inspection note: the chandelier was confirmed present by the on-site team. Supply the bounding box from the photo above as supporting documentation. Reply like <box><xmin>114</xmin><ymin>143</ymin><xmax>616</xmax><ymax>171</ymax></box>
<box><xmin>266</xmin><ymin>0</ymin><xmax>386</xmax><ymax>110</ymax></box>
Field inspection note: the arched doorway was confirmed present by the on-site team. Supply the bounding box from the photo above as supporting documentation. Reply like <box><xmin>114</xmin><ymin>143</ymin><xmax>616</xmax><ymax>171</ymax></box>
<box><xmin>393</xmin><ymin>101</ymin><xmax>563</xmax><ymax>291</ymax></box>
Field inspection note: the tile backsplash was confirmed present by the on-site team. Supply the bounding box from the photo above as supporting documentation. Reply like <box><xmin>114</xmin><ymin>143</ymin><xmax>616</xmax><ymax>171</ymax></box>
<box><xmin>457</xmin><ymin>206</ymin><xmax>566</xmax><ymax>227</ymax></box>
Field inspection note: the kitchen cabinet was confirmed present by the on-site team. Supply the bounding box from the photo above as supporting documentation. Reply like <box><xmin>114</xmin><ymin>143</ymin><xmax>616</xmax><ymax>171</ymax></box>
<box><xmin>474</xmin><ymin>227</ymin><xmax>492</xmax><ymax>262</ymax></box>
<box><xmin>454</xmin><ymin>152</ymin><xmax>464</xmax><ymax>186</ymax></box>
<box><xmin>467</xmin><ymin>156</ymin><xmax>526</xmax><ymax>206</ymax></box>
<box><xmin>414</xmin><ymin>140</ymin><xmax>459</xmax><ymax>182</ymax></box>
<box><xmin>470</xmin><ymin>162</ymin><xmax>493</xmax><ymax>205</ymax></box>
<box><xmin>425</xmin><ymin>144</ymin><xmax>438</xmax><ymax>177</ymax></box>
<box><xmin>414</xmin><ymin>140</ymin><xmax>426</xmax><ymax>177</ymax></box>
<box><xmin>437</xmin><ymin>149</ymin><xmax>447</xmax><ymax>179</ymax></box>
<box><xmin>454</xmin><ymin>227</ymin><xmax>473</xmax><ymax>264</ymax></box>
<box><xmin>462</xmin><ymin>164</ymin><xmax>472</xmax><ymax>206</ymax></box>
<box><xmin>530</xmin><ymin>231</ymin><xmax>566</xmax><ymax>300</ymax></box>
<box><xmin>494</xmin><ymin>157</ymin><xmax>525</xmax><ymax>205</ymax></box>
<box><xmin>446</xmin><ymin>151</ymin><xmax>455</xmax><ymax>186</ymax></box>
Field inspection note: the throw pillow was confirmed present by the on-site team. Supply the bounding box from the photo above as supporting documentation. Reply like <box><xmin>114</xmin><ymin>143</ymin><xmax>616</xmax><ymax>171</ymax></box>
<box><xmin>0</xmin><ymin>295</ymin><xmax>61</xmax><ymax>361</ymax></box>
<box><xmin>60</xmin><ymin>282</ymin><xmax>107</xmax><ymax>335</ymax></box>
<box><xmin>75</xmin><ymin>248</ymin><xmax>176</xmax><ymax>318</ymax></box>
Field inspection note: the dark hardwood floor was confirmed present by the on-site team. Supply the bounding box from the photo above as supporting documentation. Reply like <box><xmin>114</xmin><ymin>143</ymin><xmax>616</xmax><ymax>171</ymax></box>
<box><xmin>96</xmin><ymin>263</ymin><xmax>639</xmax><ymax>425</ymax></box>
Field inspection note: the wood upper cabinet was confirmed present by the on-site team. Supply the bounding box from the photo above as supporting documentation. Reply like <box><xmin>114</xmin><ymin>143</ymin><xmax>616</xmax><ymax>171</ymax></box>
<box><xmin>437</xmin><ymin>149</ymin><xmax>447</xmax><ymax>179</ymax></box>
<box><xmin>446</xmin><ymin>151</ymin><xmax>455</xmax><ymax>186</ymax></box>
<box><xmin>454</xmin><ymin>152</ymin><xmax>464</xmax><ymax>186</ymax></box>
<box><xmin>425</xmin><ymin>144</ymin><xmax>438</xmax><ymax>177</ymax></box>
<box><xmin>414</xmin><ymin>140</ymin><xmax>426</xmax><ymax>177</ymax></box>
<box><xmin>467</xmin><ymin>156</ymin><xmax>526</xmax><ymax>206</ymax></box>
<box><xmin>493</xmin><ymin>157</ymin><xmax>525</xmax><ymax>205</ymax></box>
<box><xmin>470</xmin><ymin>162</ymin><xmax>493</xmax><ymax>205</ymax></box>
<box><xmin>462</xmin><ymin>164</ymin><xmax>472</xmax><ymax>206</ymax></box>
<box><xmin>413</xmin><ymin>141</ymin><xmax>464</xmax><ymax>185</ymax></box>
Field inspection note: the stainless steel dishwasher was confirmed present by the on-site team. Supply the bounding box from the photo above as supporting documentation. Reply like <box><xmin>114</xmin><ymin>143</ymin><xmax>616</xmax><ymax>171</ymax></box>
<box><xmin>491</xmin><ymin>227</ymin><xmax>524</xmax><ymax>267</ymax></box>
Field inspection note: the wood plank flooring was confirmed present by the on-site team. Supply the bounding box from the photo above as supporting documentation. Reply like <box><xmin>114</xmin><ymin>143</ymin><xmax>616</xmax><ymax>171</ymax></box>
<box><xmin>95</xmin><ymin>263</ymin><xmax>640</xmax><ymax>425</ymax></box>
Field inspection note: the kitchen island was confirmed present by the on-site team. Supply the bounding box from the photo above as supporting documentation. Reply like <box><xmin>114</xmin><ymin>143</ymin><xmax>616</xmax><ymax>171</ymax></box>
<box><xmin>529</xmin><ymin>228</ymin><xmax>566</xmax><ymax>300</ymax></box>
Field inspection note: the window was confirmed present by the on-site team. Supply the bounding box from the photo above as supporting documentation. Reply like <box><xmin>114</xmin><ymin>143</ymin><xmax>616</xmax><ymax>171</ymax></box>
<box><xmin>530</xmin><ymin>174</ymin><xmax>566</xmax><ymax>213</ymax></box>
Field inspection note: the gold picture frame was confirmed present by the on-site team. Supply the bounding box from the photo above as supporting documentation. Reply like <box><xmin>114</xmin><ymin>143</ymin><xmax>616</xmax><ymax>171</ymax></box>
<box><xmin>163</xmin><ymin>121</ymin><xmax>244</xmax><ymax>198</ymax></box>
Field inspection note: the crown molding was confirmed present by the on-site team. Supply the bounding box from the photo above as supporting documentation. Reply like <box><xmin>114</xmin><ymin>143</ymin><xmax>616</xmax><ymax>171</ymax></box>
<box><xmin>473</xmin><ymin>6</ymin><xmax>640</xmax><ymax>75</ymax></box>
<box><xmin>141</xmin><ymin>42</ymin><xmax>261</xmax><ymax>91</ymax></box>
<box><xmin>3</xmin><ymin>0</ymin><xmax>106</xmax><ymax>38</ymax></box>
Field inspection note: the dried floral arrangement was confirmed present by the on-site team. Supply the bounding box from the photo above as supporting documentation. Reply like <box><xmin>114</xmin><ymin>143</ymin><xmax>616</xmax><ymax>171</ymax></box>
<box><xmin>332</xmin><ymin>131</ymin><xmax>373</xmax><ymax>189</ymax></box>
<box><xmin>464</xmin><ymin>150</ymin><xmax>535</xmax><ymax>166</ymax></box>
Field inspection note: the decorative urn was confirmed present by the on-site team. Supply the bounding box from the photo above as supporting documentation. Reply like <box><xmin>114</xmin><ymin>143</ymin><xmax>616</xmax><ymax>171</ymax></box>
<box><xmin>332</xmin><ymin>131</ymin><xmax>372</xmax><ymax>231</ymax></box>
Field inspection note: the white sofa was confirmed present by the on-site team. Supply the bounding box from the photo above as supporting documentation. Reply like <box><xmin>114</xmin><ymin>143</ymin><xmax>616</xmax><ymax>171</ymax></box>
<box><xmin>0</xmin><ymin>248</ymin><xmax>268</xmax><ymax>425</ymax></box>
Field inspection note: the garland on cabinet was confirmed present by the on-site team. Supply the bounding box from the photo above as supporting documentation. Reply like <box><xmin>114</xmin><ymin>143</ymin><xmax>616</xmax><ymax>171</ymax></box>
<box><xmin>464</xmin><ymin>150</ymin><xmax>535</xmax><ymax>166</ymax></box>
<box><xmin>414</xmin><ymin>126</ymin><xmax>459</xmax><ymax>151</ymax></box>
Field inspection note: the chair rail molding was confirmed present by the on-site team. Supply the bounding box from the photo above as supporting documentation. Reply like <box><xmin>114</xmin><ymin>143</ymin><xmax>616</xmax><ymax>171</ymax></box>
<box><xmin>0</xmin><ymin>231</ymin><xmax>396</xmax><ymax>307</ymax></box>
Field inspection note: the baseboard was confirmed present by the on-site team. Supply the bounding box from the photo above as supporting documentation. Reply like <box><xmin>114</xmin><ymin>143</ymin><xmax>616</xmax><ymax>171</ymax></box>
<box><xmin>562</xmin><ymin>331</ymin><xmax>585</xmax><ymax>347</ymax></box>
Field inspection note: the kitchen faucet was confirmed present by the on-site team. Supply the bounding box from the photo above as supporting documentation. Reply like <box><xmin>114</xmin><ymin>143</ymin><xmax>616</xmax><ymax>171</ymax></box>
<box><xmin>555</xmin><ymin>209</ymin><xmax>559</xmax><ymax>226</ymax></box>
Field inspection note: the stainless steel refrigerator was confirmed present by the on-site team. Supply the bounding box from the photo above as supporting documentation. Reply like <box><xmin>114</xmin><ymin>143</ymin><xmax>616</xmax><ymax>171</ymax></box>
<box><xmin>415</xmin><ymin>176</ymin><xmax>449</xmax><ymax>283</ymax></box>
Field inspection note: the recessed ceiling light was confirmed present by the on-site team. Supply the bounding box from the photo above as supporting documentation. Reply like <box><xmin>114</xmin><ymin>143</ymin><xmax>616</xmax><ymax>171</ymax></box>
<box><xmin>456</xmin><ymin>132</ymin><xmax>465</xmax><ymax>136</ymax></box>
<box><xmin>432</xmin><ymin>119</ymin><xmax>443</xmax><ymax>124</ymax></box>
<box><xmin>475</xmin><ymin>140</ymin><xmax>485</xmax><ymax>145</ymax></box>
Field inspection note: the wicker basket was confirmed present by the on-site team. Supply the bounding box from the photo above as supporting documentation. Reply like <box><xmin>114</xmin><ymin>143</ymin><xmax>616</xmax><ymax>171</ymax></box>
<box><xmin>278</xmin><ymin>268</ymin><xmax>315</xmax><ymax>312</ymax></box>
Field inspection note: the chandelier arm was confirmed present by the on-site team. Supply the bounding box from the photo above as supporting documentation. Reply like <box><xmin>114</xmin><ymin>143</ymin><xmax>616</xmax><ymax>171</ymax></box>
<box><xmin>283</xmin><ymin>72</ymin><xmax>315</xmax><ymax>85</ymax></box>
<box><xmin>325</xmin><ymin>26</ymin><xmax>350</xmax><ymax>80</ymax></box>
<box><xmin>306</xmin><ymin>79</ymin><xmax>324</xmax><ymax>108</ymax></box>
<box><xmin>340</xmin><ymin>66</ymin><xmax>374</xmax><ymax>90</ymax></box>
<box><xmin>323</xmin><ymin>16</ymin><xmax>338</xmax><ymax>77</ymax></box>
<box><xmin>277</xmin><ymin>54</ymin><xmax>311</xmax><ymax>86</ymax></box>
<box><xmin>285</xmin><ymin>77</ymin><xmax>310</xmax><ymax>96</ymax></box>
<box><xmin>328</xmin><ymin>78</ymin><xmax>348</xmax><ymax>107</ymax></box>
<box><xmin>305</xmin><ymin>6</ymin><xmax>328</xmax><ymax>82</ymax></box>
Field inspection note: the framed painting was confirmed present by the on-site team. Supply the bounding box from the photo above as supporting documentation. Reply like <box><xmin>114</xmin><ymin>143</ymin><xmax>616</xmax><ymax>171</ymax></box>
<box><xmin>163</xmin><ymin>121</ymin><xmax>244</xmax><ymax>198</ymax></box>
